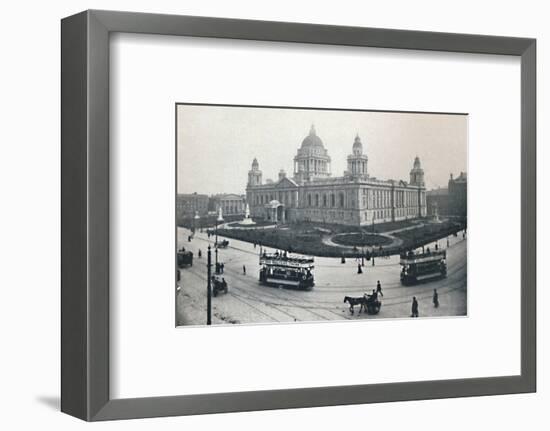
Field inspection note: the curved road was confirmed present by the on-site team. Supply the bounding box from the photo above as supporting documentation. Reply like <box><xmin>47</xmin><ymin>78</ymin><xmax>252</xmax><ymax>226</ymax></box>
<box><xmin>176</xmin><ymin>228</ymin><xmax>467</xmax><ymax>326</ymax></box>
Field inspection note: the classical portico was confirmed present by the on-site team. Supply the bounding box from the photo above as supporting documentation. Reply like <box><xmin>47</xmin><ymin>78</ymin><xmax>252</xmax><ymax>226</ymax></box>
<box><xmin>265</xmin><ymin>200</ymin><xmax>285</xmax><ymax>223</ymax></box>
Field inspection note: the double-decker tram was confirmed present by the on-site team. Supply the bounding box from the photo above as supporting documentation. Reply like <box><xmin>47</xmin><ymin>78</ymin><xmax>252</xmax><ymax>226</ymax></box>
<box><xmin>259</xmin><ymin>251</ymin><xmax>315</xmax><ymax>290</ymax></box>
<box><xmin>400</xmin><ymin>249</ymin><xmax>447</xmax><ymax>285</ymax></box>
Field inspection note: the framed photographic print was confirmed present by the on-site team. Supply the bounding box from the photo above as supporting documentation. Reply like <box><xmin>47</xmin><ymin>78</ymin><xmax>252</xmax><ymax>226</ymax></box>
<box><xmin>61</xmin><ymin>10</ymin><xmax>536</xmax><ymax>421</ymax></box>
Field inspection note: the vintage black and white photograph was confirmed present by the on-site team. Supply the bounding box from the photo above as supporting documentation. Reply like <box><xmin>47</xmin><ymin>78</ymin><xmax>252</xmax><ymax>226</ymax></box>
<box><xmin>176</xmin><ymin>104</ymin><xmax>467</xmax><ymax>326</ymax></box>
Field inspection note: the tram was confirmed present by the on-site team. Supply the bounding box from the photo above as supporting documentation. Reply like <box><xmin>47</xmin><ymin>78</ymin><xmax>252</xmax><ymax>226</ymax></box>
<box><xmin>400</xmin><ymin>249</ymin><xmax>446</xmax><ymax>285</ymax></box>
<box><xmin>259</xmin><ymin>252</ymin><xmax>315</xmax><ymax>290</ymax></box>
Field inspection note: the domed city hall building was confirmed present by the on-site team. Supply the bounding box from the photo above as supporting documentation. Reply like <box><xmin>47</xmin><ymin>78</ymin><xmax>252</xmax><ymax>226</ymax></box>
<box><xmin>246</xmin><ymin>125</ymin><xmax>427</xmax><ymax>226</ymax></box>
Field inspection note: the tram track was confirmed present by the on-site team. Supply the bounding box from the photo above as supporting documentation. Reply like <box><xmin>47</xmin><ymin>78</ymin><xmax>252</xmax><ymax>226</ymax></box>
<box><xmin>219</xmin><ymin>265</ymin><xmax>347</xmax><ymax>321</ymax></box>
<box><xmin>184</xmin><ymin>248</ymin><xmax>465</xmax><ymax>311</ymax></box>
<box><xmin>312</xmin><ymin>260</ymin><xmax>467</xmax><ymax>293</ymax></box>
<box><xmin>185</xmin><ymin>265</ymin><xmax>328</xmax><ymax>322</ymax></box>
<box><xmin>178</xmin><ymin>229</ymin><xmax>466</xmax><ymax>322</ymax></box>
<box><xmin>186</xmin><ymin>263</ymin><xmax>350</xmax><ymax>321</ymax></box>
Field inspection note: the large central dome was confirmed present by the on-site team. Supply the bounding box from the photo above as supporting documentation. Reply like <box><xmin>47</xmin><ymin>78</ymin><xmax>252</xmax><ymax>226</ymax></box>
<box><xmin>300</xmin><ymin>124</ymin><xmax>325</xmax><ymax>149</ymax></box>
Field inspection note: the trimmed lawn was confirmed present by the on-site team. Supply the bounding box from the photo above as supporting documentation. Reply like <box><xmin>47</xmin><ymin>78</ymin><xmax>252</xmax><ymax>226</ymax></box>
<box><xmin>215</xmin><ymin>220</ymin><xmax>465</xmax><ymax>258</ymax></box>
<box><xmin>332</xmin><ymin>233</ymin><xmax>392</xmax><ymax>247</ymax></box>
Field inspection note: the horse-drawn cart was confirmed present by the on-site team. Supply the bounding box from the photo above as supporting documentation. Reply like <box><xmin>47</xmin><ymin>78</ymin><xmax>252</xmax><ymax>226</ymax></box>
<box><xmin>215</xmin><ymin>239</ymin><xmax>229</xmax><ymax>249</ymax></box>
<box><xmin>344</xmin><ymin>294</ymin><xmax>382</xmax><ymax>315</ymax></box>
<box><xmin>211</xmin><ymin>275</ymin><xmax>228</xmax><ymax>297</ymax></box>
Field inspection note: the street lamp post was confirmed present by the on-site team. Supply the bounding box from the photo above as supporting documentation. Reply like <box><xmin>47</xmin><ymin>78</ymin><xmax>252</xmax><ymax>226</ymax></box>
<box><xmin>206</xmin><ymin>246</ymin><xmax>212</xmax><ymax>325</ymax></box>
<box><xmin>361</xmin><ymin>229</ymin><xmax>365</xmax><ymax>267</ymax></box>
<box><xmin>215</xmin><ymin>207</ymin><xmax>224</xmax><ymax>269</ymax></box>
<box><xmin>371</xmin><ymin>213</ymin><xmax>376</xmax><ymax>266</ymax></box>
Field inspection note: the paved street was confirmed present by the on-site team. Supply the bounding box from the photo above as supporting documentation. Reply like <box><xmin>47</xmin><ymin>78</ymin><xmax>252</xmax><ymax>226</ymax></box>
<box><xmin>176</xmin><ymin>227</ymin><xmax>467</xmax><ymax>326</ymax></box>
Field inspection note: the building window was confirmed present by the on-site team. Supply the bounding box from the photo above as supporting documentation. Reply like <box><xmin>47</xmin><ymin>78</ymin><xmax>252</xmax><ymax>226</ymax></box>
<box><xmin>315</xmin><ymin>194</ymin><xmax>319</xmax><ymax>207</ymax></box>
<box><xmin>339</xmin><ymin>193</ymin><xmax>345</xmax><ymax>208</ymax></box>
<box><xmin>323</xmin><ymin>194</ymin><xmax>327</xmax><ymax>207</ymax></box>
<box><xmin>307</xmin><ymin>194</ymin><xmax>312</xmax><ymax>206</ymax></box>
<box><xmin>331</xmin><ymin>194</ymin><xmax>335</xmax><ymax>207</ymax></box>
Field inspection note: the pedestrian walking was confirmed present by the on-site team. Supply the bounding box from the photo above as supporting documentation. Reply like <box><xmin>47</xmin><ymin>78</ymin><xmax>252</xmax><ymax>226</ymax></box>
<box><xmin>243</xmin><ymin>265</ymin><xmax>246</xmax><ymax>275</ymax></box>
<box><xmin>411</xmin><ymin>296</ymin><xmax>419</xmax><ymax>318</ymax></box>
<box><xmin>376</xmin><ymin>280</ymin><xmax>383</xmax><ymax>297</ymax></box>
<box><xmin>433</xmin><ymin>289</ymin><xmax>439</xmax><ymax>308</ymax></box>
<box><xmin>198</xmin><ymin>249</ymin><xmax>202</xmax><ymax>258</ymax></box>
<box><xmin>220</xmin><ymin>262</ymin><xmax>225</xmax><ymax>274</ymax></box>
<box><xmin>357</xmin><ymin>263</ymin><xmax>363</xmax><ymax>274</ymax></box>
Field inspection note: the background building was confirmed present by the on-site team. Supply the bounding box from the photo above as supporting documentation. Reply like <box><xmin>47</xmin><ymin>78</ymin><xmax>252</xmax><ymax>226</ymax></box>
<box><xmin>176</xmin><ymin>192</ymin><xmax>209</xmax><ymax>220</ymax></box>
<box><xmin>448</xmin><ymin>171</ymin><xmax>467</xmax><ymax>217</ymax></box>
<box><xmin>426</xmin><ymin>187</ymin><xmax>449</xmax><ymax>215</ymax></box>
<box><xmin>426</xmin><ymin>172</ymin><xmax>467</xmax><ymax>218</ymax></box>
<box><xmin>210</xmin><ymin>194</ymin><xmax>246</xmax><ymax>216</ymax></box>
<box><xmin>246</xmin><ymin>126</ymin><xmax>427</xmax><ymax>226</ymax></box>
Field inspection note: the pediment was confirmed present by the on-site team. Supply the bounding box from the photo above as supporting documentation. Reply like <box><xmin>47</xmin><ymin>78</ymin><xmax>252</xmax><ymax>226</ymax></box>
<box><xmin>276</xmin><ymin>177</ymin><xmax>299</xmax><ymax>189</ymax></box>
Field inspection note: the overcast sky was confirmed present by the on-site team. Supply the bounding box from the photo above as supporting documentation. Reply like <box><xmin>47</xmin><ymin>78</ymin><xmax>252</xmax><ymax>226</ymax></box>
<box><xmin>177</xmin><ymin>104</ymin><xmax>467</xmax><ymax>195</ymax></box>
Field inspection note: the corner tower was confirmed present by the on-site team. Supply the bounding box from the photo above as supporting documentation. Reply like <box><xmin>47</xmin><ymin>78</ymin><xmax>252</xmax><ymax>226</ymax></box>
<box><xmin>409</xmin><ymin>156</ymin><xmax>425</xmax><ymax>186</ymax></box>
<box><xmin>346</xmin><ymin>134</ymin><xmax>368</xmax><ymax>178</ymax></box>
<box><xmin>248</xmin><ymin>158</ymin><xmax>262</xmax><ymax>186</ymax></box>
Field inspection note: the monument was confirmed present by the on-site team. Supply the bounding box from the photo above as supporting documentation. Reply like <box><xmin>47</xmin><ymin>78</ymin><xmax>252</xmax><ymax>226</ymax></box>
<box><xmin>430</xmin><ymin>201</ymin><xmax>442</xmax><ymax>223</ymax></box>
<box><xmin>240</xmin><ymin>202</ymin><xmax>256</xmax><ymax>225</ymax></box>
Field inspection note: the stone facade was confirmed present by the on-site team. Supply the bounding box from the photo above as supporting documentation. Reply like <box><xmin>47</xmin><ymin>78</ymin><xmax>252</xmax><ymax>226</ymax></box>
<box><xmin>210</xmin><ymin>193</ymin><xmax>246</xmax><ymax>216</ymax></box>
<box><xmin>426</xmin><ymin>188</ymin><xmax>449</xmax><ymax>215</ymax></box>
<box><xmin>176</xmin><ymin>193</ymin><xmax>209</xmax><ymax>219</ymax></box>
<box><xmin>426</xmin><ymin>172</ymin><xmax>467</xmax><ymax>218</ymax></box>
<box><xmin>448</xmin><ymin>172</ymin><xmax>467</xmax><ymax>217</ymax></box>
<box><xmin>246</xmin><ymin>126</ymin><xmax>427</xmax><ymax>226</ymax></box>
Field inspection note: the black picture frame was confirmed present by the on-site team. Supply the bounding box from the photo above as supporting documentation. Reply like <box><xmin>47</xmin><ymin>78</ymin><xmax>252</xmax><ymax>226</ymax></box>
<box><xmin>61</xmin><ymin>9</ymin><xmax>536</xmax><ymax>421</ymax></box>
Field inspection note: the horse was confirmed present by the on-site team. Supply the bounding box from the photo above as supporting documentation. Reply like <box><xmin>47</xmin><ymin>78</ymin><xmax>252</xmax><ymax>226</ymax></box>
<box><xmin>344</xmin><ymin>296</ymin><xmax>367</xmax><ymax>315</ymax></box>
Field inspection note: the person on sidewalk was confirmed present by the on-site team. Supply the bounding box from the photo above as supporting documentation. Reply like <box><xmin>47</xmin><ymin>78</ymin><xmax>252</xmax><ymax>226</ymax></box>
<box><xmin>376</xmin><ymin>280</ymin><xmax>383</xmax><ymax>297</ymax></box>
<box><xmin>411</xmin><ymin>296</ymin><xmax>419</xmax><ymax>318</ymax></box>
<box><xmin>433</xmin><ymin>289</ymin><xmax>439</xmax><ymax>308</ymax></box>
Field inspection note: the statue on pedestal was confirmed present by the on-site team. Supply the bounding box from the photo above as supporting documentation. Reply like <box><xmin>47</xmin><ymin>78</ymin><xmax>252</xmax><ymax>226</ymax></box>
<box><xmin>240</xmin><ymin>202</ymin><xmax>256</xmax><ymax>225</ymax></box>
